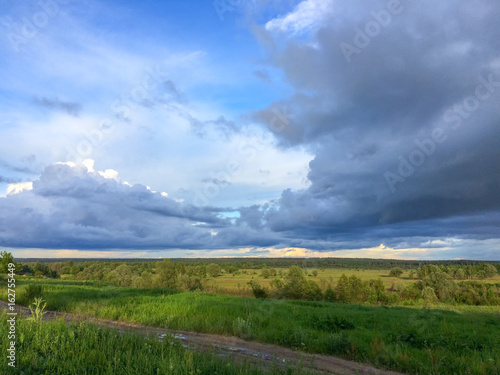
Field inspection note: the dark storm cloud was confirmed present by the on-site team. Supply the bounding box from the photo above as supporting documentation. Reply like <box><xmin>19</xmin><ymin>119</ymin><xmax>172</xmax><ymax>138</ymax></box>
<box><xmin>247</xmin><ymin>0</ymin><xmax>500</xmax><ymax>248</ymax></box>
<box><xmin>0</xmin><ymin>162</ymin><xmax>279</xmax><ymax>250</ymax></box>
<box><xmin>32</xmin><ymin>97</ymin><xmax>82</xmax><ymax>116</ymax></box>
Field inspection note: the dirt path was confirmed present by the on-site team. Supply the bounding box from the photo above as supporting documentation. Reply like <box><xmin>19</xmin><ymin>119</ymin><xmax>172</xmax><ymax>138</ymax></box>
<box><xmin>0</xmin><ymin>301</ymin><xmax>404</xmax><ymax>375</ymax></box>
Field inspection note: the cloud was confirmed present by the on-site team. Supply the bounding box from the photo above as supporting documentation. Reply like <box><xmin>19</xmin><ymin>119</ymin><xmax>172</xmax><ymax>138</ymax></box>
<box><xmin>265</xmin><ymin>0</ymin><xmax>335</xmax><ymax>35</ymax></box>
<box><xmin>253</xmin><ymin>70</ymin><xmax>272</xmax><ymax>83</ymax></box>
<box><xmin>245</xmin><ymin>0</ymin><xmax>500</xmax><ymax>257</ymax></box>
<box><xmin>6</xmin><ymin>182</ymin><xmax>33</xmax><ymax>195</ymax></box>
<box><xmin>0</xmin><ymin>160</ymin><xmax>281</xmax><ymax>250</ymax></box>
<box><xmin>32</xmin><ymin>97</ymin><xmax>82</xmax><ymax>116</ymax></box>
<box><xmin>0</xmin><ymin>159</ymin><xmax>498</xmax><ymax>259</ymax></box>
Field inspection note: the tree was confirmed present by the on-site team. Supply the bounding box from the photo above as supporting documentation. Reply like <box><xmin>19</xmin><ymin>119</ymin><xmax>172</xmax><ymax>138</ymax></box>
<box><xmin>303</xmin><ymin>280</ymin><xmax>323</xmax><ymax>300</ymax></box>
<box><xmin>207</xmin><ymin>263</ymin><xmax>221</xmax><ymax>278</ymax></box>
<box><xmin>106</xmin><ymin>264</ymin><xmax>133</xmax><ymax>286</ymax></box>
<box><xmin>282</xmin><ymin>266</ymin><xmax>307</xmax><ymax>299</ymax></box>
<box><xmin>454</xmin><ymin>268</ymin><xmax>465</xmax><ymax>280</ymax></box>
<box><xmin>261</xmin><ymin>268</ymin><xmax>271</xmax><ymax>279</ymax></box>
<box><xmin>422</xmin><ymin>286</ymin><xmax>438</xmax><ymax>304</ymax></box>
<box><xmin>176</xmin><ymin>262</ymin><xmax>186</xmax><ymax>275</ymax></box>
<box><xmin>156</xmin><ymin>259</ymin><xmax>177</xmax><ymax>289</ymax></box>
<box><xmin>181</xmin><ymin>275</ymin><xmax>203</xmax><ymax>291</ymax></box>
<box><xmin>0</xmin><ymin>251</ymin><xmax>16</xmax><ymax>273</ymax></box>
<box><xmin>389</xmin><ymin>267</ymin><xmax>404</xmax><ymax>278</ymax></box>
<box><xmin>335</xmin><ymin>274</ymin><xmax>351</xmax><ymax>303</ymax></box>
<box><xmin>483</xmin><ymin>264</ymin><xmax>497</xmax><ymax>278</ymax></box>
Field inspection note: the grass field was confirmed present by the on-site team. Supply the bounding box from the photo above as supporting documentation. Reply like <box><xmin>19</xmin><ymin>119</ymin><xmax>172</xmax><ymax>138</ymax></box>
<box><xmin>3</xmin><ymin>279</ymin><xmax>499</xmax><ymax>375</ymax></box>
<box><xmin>205</xmin><ymin>268</ymin><xmax>500</xmax><ymax>296</ymax></box>
<box><xmin>0</xmin><ymin>311</ymin><xmax>306</xmax><ymax>375</ymax></box>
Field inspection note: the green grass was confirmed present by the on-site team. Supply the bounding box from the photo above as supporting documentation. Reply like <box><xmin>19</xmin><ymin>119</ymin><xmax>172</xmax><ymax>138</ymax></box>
<box><xmin>205</xmin><ymin>267</ymin><xmax>500</xmax><ymax>293</ymax></box>
<box><xmin>0</xmin><ymin>311</ymin><xmax>306</xmax><ymax>375</ymax></box>
<box><xmin>3</xmin><ymin>280</ymin><xmax>500</xmax><ymax>375</ymax></box>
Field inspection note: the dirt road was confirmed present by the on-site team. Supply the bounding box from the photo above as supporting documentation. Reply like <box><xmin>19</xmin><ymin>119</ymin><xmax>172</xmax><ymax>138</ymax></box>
<box><xmin>0</xmin><ymin>301</ymin><xmax>404</xmax><ymax>375</ymax></box>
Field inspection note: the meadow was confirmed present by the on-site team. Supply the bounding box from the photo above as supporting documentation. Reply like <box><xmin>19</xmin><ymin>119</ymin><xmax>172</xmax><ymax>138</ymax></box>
<box><xmin>2</xmin><ymin>279</ymin><xmax>499</xmax><ymax>375</ymax></box>
<box><xmin>206</xmin><ymin>267</ymin><xmax>500</xmax><ymax>295</ymax></box>
<box><xmin>0</xmin><ymin>310</ymin><xmax>307</xmax><ymax>375</ymax></box>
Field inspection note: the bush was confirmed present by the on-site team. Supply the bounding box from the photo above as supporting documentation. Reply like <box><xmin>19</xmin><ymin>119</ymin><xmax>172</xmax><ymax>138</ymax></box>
<box><xmin>23</xmin><ymin>283</ymin><xmax>44</xmax><ymax>304</ymax></box>
<box><xmin>389</xmin><ymin>267</ymin><xmax>404</xmax><ymax>277</ymax></box>
<box><xmin>324</xmin><ymin>287</ymin><xmax>336</xmax><ymax>302</ymax></box>
<box><xmin>248</xmin><ymin>280</ymin><xmax>268</xmax><ymax>299</ymax></box>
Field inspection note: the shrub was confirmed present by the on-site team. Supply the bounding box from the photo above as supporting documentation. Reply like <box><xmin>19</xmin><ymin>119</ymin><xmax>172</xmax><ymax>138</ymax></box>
<box><xmin>23</xmin><ymin>283</ymin><xmax>44</xmax><ymax>304</ymax></box>
<box><xmin>260</xmin><ymin>268</ymin><xmax>271</xmax><ymax>279</ymax></box>
<box><xmin>324</xmin><ymin>287</ymin><xmax>336</xmax><ymax>302</ymax></box>
<box><xmin>389</xmin><ymin>267</ymin><xmax>404</xmax><ymax>277</ymax></box>
<box><xmin>247</xmin><ymin>280</ymin><xmax>268</xmax><ymax>299</ymax></box>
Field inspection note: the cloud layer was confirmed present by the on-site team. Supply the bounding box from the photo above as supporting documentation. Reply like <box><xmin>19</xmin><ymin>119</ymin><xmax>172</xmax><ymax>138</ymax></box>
<box><xmin>251</xmin><ymin>0</ymin><xmax>500</xmax><ymax>252</ymax></box>
<box><xmin>1</xmin><ymin>0</ymin><xmax>499</xmax><ymax>259</ymax></box>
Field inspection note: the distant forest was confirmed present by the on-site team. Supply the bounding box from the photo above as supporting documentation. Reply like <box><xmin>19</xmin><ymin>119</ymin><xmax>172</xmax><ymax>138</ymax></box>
<box><xmin>15</xmin><ymin>257</ymin><xmax>500</xmax><ymax>270</ymax></box>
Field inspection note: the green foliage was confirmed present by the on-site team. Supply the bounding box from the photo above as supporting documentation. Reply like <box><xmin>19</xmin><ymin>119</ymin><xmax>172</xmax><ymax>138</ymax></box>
<box><xmin>22</xmin><ymin>283</ymin><xmax>44</xmax><ymax>304</ymax></box>
<box><xmin>247</xmin><ymin>280</ymin><xmax>268</xmax><ymax>299</ymax></box>
<box><xmin>30</xmin><ymin>261</ymin><xmax>60</xmax><ymax>278</ymax></box>
<box><xmin>206</xmin><ymin>263</ymin><xmax>222</xmax><ymax>278</ymax></box>
<box><xmin>324</xmin><ymin>287</ymin><xmax>336</xmax><ymax>302</ymax></box>
<box><xmin>0</xmin><ymin>251</ymin><xmax>16</xmax><ymax>273</ymax></box>
<box><xmin>0</xmin><ymin>314</ymin><xmax>299</xmax><ymax>375</ymax></box>
<box><xmin>3</xmin><ymin>282</ymin><xmax>498</xmax><ymax>375</ymax></box>
<box><xmin>232</xmin><ymin>317</ymin><xmax>254</xmax><ymax>338</ymax></box>
<box><xmin>260</xmin><ymin>268</ymin><xmax>271</xmax><ymax>279</ymax></box>
<box><xmin>309</xmin><ymin>315</ymin><xmax>355</xmax><ymax>332</ymax></box>
<box><xmin>28</xmin><ymin>297</ymin><xmax>47</xmax><ymax>323</ymax></box>
<box><xmin>389</xmin><ymin>267</ymin><xmax>404</xmax><ymax>277</ymax></box>
<box><xmin>421</xmin><ymin>286</ymin><xmax>438</xmax><ymax>304</ymax></box>
<box><xmin>181</xmin><ymin>275</ymin><xmax>204</xmax><ymax>291</ymax></box>
<box><xmin>156</xmin><ymin>259</ymin><xmax>177</xmax><ymax>289</ymax></box>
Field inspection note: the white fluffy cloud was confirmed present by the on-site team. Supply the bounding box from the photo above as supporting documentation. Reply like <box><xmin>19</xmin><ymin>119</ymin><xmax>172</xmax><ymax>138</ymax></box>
<box><xmin>6</xmin><ymin>182</ymin><xmax>33</xmax><ymax>195</ymax></box>
<box><xmin>265</xmin><ymin>0</ymin><xmax>334</xmax><ymax>35</ymax></box>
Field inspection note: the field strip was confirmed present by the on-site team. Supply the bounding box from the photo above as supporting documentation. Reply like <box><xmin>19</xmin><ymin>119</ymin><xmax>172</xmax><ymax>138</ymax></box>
<box><xmin>0</xmin><ymin>300</ymin><xmax>405</xmax><ymax>375</ymax></box>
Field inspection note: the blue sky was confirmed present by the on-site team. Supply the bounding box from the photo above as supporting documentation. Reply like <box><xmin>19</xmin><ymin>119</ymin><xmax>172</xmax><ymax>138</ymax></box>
<box><xmin>1</xmin><ymin>0</ymin><xmax>499</xmax><ymax>260</ymax></box>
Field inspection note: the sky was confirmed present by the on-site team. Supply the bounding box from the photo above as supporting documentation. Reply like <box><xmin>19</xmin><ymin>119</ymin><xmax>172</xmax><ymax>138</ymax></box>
<box><xmin>0</xmin><ymin>0</ymin><xmax>499</xmax><ymax>260</ymax></box>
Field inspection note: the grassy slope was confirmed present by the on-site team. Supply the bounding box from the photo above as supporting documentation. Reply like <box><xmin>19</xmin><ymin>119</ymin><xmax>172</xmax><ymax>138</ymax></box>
<box><xmin>2</xmin><ymin>280</ymin><xmax>499</xmax><ymax>375</ymax></box>
<box><xmin>0</xmin><ymin>312</ymin><xmax>305</xmax><ymax>375</ymax></box>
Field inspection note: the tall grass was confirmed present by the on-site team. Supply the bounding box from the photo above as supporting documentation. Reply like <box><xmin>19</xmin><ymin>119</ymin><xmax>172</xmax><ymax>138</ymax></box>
<box><xmin>2</xmin><ymin>281</ymin><xmax>499</xmax><ymax>375</ymax></box>
<box><xmin>0</xmin><ymin>312</ymin><xmax>305</xmax><ymax>375</ymax></box>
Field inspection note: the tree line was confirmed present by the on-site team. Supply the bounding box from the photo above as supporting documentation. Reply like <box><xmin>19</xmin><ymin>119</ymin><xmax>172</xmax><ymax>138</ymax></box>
<box><xmin>2</xmin><ymin>253</ymin><xmax>498</xmax><ymax>306</ymax></box>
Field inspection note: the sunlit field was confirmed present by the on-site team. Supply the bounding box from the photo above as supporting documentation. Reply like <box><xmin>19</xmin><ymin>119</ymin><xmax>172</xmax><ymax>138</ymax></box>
<box><xmin>207</xmin><ymin>267</ymin><xmax>500</xmax><ymax>294</ymax></box>
<box><xmin>2</xmin><ymin>279</ymin><xmax>499</xmax><ymax>375</ymax></box>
